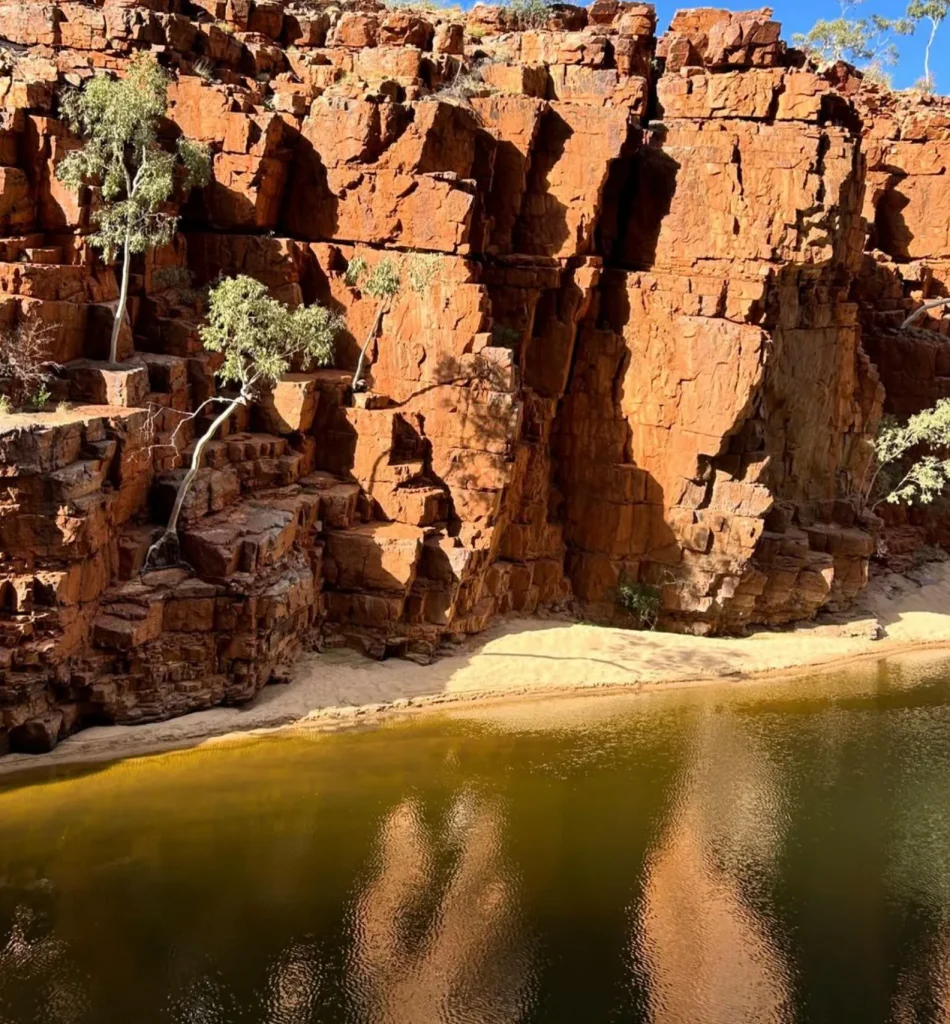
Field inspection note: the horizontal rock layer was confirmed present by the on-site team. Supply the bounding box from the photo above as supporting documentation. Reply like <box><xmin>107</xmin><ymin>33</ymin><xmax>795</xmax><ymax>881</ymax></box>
<box><xmin>0</xmin><ymin>0</ymin><xmax>947</xmax><ymax>751</ymax></box>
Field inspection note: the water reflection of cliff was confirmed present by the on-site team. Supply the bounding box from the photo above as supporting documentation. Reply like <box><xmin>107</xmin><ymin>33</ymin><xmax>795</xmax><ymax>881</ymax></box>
<box><xmin>347</xmin><ymin>791</ymin><xmax>534</xmax><ymax>1024</ymax></box>
<box><xmin>633</xmin><ymin>713</ymin><xmax>794</xmax><ymax>1024</ymax></box>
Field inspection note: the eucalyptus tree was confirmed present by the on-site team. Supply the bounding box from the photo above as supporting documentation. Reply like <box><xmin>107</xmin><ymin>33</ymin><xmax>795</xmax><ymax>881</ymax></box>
<box><xmin>793</xmin><ymin>0</ymin><xmax>914</xmax><ymax>76</ymax></box>
<box><xmin>145</xmin><ymin>275</ymin><xmax>342</xmax><ymax>568</ymax></box>
<box><xmin>57</xmin><ymin>53</ymin><xmax>211</xmax><ymax>364</ymax></box>
<box><xmin>867</xmin><ymin>399</ymin><xmax>950</xmax><ymax>509</ymax></box>
<box><xmin>859</xmin><ymin>300</ymin><xmax>950</xmax><ymax>510</ymax></box>
<box><xmin>907</xmin><ymin>0</ymin><xmax>949</xmax><ymax>88</ymax></box>
<box><xmin>345</xmin><ymin>252</ymin><xmax>440</xmax><ymax>391</ymax></box>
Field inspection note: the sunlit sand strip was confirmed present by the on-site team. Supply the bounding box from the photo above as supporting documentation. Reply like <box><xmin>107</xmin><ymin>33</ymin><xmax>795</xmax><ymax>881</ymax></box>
<box><xmin>3</xmin><ymin>561</ymin><xmax>950</xmax><ymax>774</ymax></box>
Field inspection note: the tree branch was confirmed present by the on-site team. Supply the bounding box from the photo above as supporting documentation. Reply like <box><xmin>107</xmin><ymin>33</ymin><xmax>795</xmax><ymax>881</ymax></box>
<box><xmin>144</xmin><ymin>396</ymin><xmax>231</xmax><ymax>464</ymax></box>
<box><xmin>901</xmin><ymin>296</ymin><xmax>950</xmax><ymax>329</ymax></box>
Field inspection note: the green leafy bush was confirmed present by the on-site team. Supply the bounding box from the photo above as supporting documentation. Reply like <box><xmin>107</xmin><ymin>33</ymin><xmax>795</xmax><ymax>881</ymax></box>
<box><xmin>867</xmin><ymin>398</ymin><xmax>950</xmax><ymax>509</ymax></box>
<box><xmin>615</xmin><ymin>576</ymin><xmax>661</xmax><ymax>630</ymax></box>
<box><xmin>503</xmin><ymin>0</ymin><xmax>553</xmax><ymax>28</ymax></box>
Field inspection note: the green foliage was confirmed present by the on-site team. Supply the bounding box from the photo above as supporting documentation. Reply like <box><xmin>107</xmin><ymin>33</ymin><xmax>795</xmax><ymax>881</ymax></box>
<box><xmin>381</xmin><ymin>0</ymin><xmax>465</xmax><ymax>15</ymax></box>
<box><xmin>615</xmin><ymin>577</ymin><xmax>661</xmax><ymax>630</ymax></box>
<box><xmin>56</xmin><ymin>54</ymin><xmax>211</xmax><ymax>264</ymax></box>
<box><xmin>871</xmin><ymin>398</ymin><xmax>950</xmax><ymax>507</ymax></box>
<box><xmin>346</xmin><ymin>253</ymin><xmax>439</xmax><ymax>298</ymax></box>
<box><xmin>793</xmin><ymin>0</ymin><xmax>914</xmax><ymax>71</ymax></box>
<box><xmin>199</xmin><ymin>275</ymin><xmax>342</xmax><ymax>394</ymax></box>
<box><xmin>153</xmin><ymin>265</ymin><xmax>194</xmax><ymax>291</ymax></box>
<box><xmin>0</xmin><ymin>395</ymin><xmax>11</xmax><ymax>415</ymax></box>
<box><xmin>29</xmin><ymin>386</ymin><xmax>51</xmax><ymax>410</ymax></box>
<box><xmin>344</xmin><ymin>255</ymin><xmax>368</xmax><ymax>287</ymax></box>
<box><xmin>364</xmin><ymin>258</ymin><xmax>402</xmax><ymax>300</ymax></box>
<box><xmin>502</xmin><ymin>0</ymin><xmax>553</xmax><ymax>29</ymax></box>
<box><xmin>346</xmin><ymin>252</ymin><xmax>442</xmax><ymax>391</ymax></box>
<box><xmin>907</xmin><ymin>0</ymin><xmax>949</xmax><ymax>25</ymax></box>
<box><xmin>406</xmin><ymin>253</ymin><xmax>440</xmax><ymax>293</ymax></box>
<box><xmin>153</xmin><ymin>265</ymin><xmax>203</xmax><ymax>307</ymax></box>
<box><xmin>178</xmin><ymin>138</ymin><xmax>211</xmax><ymax>192</ymax></box>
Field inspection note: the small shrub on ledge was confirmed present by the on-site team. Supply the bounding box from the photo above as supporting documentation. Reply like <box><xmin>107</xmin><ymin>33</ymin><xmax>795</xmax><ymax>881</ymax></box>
<box><xmin>345</xmin><ymin>252</ymin><xmax>440</xmax><ymax>396</ymax></box>
<box><xmin>614</xmin><ymin>575</ymin><xmax>662</xmax><ymax>631</ymax></box>
<box><xmin>0</xmin><ymin>320</ymin><xmax>57</xmax><ymax>415</ymax></box>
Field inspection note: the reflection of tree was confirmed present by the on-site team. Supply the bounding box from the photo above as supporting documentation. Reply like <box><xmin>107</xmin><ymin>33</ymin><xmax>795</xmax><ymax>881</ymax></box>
<box><xmin>348</xmin><ymin>792</ymin><xmax>533</xmax><ymax>1024</ymax></box>
<box><xmin>166</xmin><ymin>969</ymin><xmax>233</xmax><ymax>1024</ymax></box>
<box><xmin>262</xmin><ymin>937</ymin><xmax>325</xmax><ymax>1024</ymax></box>
<box><xmin>0</xmin><ymin>901</ymin><xmax>88</xmax><ymax>1024</ymax></box>
<box><xmin>633</xmin><ymin>715</ymin><xmax>793</xmax><ymax>1024</ymax></box>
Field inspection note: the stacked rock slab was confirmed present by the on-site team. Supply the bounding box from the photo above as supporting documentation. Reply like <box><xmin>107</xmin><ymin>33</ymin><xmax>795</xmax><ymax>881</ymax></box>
<box><xmin>0</xmin><ymin>0</ymin><xmax>926</xmax><ymax>752</ymax></box>
<box><xmin>849</xmin><ymin>83</ymin><xmax>950</xmax><ymax>561</ymax></box>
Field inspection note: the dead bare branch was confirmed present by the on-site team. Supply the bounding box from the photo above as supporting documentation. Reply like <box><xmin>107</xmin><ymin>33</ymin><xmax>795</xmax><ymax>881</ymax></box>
<box><xmin>901</xmin><ymin>296</ymin><xmax>950</xmax><ymax>329</ymax></box>
<box><xmin>0</xmin><ymin>319</ymin><xmax>58</xmax><ymax>410</ymax></box>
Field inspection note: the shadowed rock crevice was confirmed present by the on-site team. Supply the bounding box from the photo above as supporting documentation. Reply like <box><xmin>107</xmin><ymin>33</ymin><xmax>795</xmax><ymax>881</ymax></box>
<box><xmin>2</xmin><ymin>1</ymin><xmax>950</xmax><ymax>751</ymax></box>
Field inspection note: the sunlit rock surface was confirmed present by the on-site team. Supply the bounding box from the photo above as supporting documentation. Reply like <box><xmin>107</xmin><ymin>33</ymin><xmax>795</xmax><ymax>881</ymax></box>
<box><xmin>0</xmin><ymin>0</ymin><xmax>948</xmax><ymax>749</ymax></box>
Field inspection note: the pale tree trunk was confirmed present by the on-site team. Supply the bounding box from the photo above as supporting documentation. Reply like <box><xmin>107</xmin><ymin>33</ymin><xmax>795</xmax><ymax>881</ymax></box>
<box><xmin>902</xmin><ymin>296</ymin><xmax>950</xmax><ymax>329</ymax></box>
<box><xmin>144</xmin><ymin>393</ymin><xmax>247</xmax><ymax>570</ymax></box>
<box><xmin>924</xmin><ymin>18</ymin><xmax>937</xmax><ymax>86</ymax></box>
<box><xmin>110</xmin><ymin>230</ymin><xmax>133</xmax><ymax>364</ymax></box>
<box><xmin>352</xmin><ymin>301</ymin><xmax>389</xmax><ymax>391</ymax></box>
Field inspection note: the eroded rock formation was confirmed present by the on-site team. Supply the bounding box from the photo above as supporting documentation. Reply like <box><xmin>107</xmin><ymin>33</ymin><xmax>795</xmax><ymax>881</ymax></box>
<box><xmin>0</xmin><ymin>0</ymin><xmax>947</xmax><ymax>752</ymax></box>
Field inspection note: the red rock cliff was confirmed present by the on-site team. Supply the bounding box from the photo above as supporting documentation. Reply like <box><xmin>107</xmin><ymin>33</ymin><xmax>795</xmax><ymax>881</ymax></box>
<box><xmin>0</xmin><ymin>0</ymin><xmax>945</xmax><ymax>753</ymax></box>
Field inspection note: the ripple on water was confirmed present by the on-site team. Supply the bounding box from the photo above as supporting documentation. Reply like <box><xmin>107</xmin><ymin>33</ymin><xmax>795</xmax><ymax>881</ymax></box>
<box><xmin>1</xmin><ymin>653</ymin><xmax>950</xmax><ymax>1023</ymax></box>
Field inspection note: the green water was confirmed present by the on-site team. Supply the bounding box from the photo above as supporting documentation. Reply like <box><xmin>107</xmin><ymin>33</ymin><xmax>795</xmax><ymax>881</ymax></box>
<box><xmin>3</xmin><ymin>654</ymin><xmax>950</xmax><ymax>1023</ymax></box>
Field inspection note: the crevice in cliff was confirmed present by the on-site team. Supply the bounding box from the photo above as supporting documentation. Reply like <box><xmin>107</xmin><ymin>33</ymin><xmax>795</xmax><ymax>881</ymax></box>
<box><xmin>5</xmin><ymin>0</ymin><xmax>946</xmax><ymax>751</ymax></box>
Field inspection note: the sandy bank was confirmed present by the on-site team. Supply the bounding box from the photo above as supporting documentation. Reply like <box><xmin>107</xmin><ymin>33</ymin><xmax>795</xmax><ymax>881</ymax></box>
<box><xmin>4</xmin><ymin>560</ymin><xmax>950</xmax><ymax>774</ymax></box>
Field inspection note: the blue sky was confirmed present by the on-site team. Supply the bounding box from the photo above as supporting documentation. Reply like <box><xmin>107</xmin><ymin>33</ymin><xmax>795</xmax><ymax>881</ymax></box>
<box><xmin>649</xmin><ymin>0</ymin><xmax>949</xmax><ymax>91</ymax></box>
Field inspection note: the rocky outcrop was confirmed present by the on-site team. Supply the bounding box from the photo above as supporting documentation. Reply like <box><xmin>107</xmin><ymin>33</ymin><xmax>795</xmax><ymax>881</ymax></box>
<box><xmin>844</xmin><ymin>82</ymin><xmax>950</xmax><ymax>561</ymax></box>
<box><xmin>0</xmin><ymin>0</ymin><xmax>943</xmax><ymax>752</ymax></box>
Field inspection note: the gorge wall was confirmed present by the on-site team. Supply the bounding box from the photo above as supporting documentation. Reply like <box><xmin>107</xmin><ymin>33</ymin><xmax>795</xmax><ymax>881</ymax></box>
<box><xmin>1</xmin><ymin>0</ymin><xmax>948</xmax><ymax>753</ymax></box>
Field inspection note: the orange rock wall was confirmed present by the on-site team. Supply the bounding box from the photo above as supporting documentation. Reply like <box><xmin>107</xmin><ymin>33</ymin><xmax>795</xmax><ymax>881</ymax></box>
<box><xmin>847</xmin><ymin>84</ymin><xmax>950</xmax><ymax>561</ymax></box>
<box><xmin>1</xmin><ymin>0</ymin><xmax>941</xmax><ymax>752</ymax></box>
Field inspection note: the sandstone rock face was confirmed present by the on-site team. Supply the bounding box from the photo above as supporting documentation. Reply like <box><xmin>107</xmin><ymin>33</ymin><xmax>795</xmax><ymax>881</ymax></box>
<box><xmin>0</xmin><ymin>1</ymin><xmax>940</xmax><ymax>751</ymax></box>
<box><xmin>848</xmin><ymin>84</ymin><xmax>950</xmax><ymax>560</ymax></box>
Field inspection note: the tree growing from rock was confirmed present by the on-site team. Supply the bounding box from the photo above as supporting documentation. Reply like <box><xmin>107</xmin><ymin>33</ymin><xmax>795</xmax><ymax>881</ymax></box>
<box><xmin>56</xmin><ymin>54</ymin><xmax>211</xmax><ymax>365</ymax></box>
<box><xmin>865</xmin><ymin>399</ymin><xmax>950</xmax><ymax>510</ymax></box>
<box><xmin>145</xmin><ymin>275</ymin><xmax>342</xmax><ymax>568</ymax></box>
<box><xmin>906</xmin><ymin>0</ymin><xmax>948</xmax><ymax>89</ymax></box>
<box><xmin>346</xmin><ymin>252</ymin><xmax>440</xmax><ymax>392</ymax></box>
<box><xmin>794</xmin><ymin>0</ymin><xmax>914</xmax><ymax>77</ymax></box>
